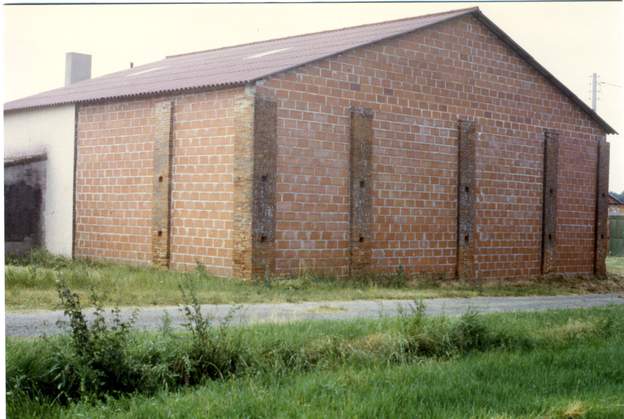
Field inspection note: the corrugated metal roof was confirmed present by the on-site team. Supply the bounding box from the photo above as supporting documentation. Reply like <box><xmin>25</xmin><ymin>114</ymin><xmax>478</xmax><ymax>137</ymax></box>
<box><xmin>4</xmin><ymin>7</ymin><xmax>616</xmax><ymax>134</ymax></box>
<box><xmin>4</xmin><ymin>8</ymin><xmax>473</xmax><ymax>111</ymax></box>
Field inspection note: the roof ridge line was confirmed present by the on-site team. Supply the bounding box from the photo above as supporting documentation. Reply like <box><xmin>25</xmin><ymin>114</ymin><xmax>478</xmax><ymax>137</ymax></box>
<box><xmin>165</xmin><ymin>6</ymin><xmax>479</xmax><ymax>59</ymax></box>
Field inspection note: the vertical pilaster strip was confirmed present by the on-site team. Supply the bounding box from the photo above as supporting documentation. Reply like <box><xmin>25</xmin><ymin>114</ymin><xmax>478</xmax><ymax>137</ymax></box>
<box><xmin>251</xmin><ymin>97</ymin><xmax>278</xmax><ymax>279</ymax></box>
<box><xmin>594</xmin><ymin>137</ymin><xmax>610</xmax><ymax>276</ymax></box>
<box><xmin>349</xmin><ymin>107</ymin><xmax>374</xmax><ymax>276</ymax></box>
<box><xmin>152</xmin><ymin>101</ymin><xmax>174</xmax><ymax>267</ymax></box>
<box><xmin>457</xmin><ymin>120</ymin><xmax>476</xmax><ymax>280</ymax></box>
<box><xmin>232</xmin><ymin>86</ymin><xmax>256</xmax><ymax>279</ymax></box>
<box><xmin>541</xmin><ymin>129</ymin><xmax>559</xmax><ymax>275</ymax></box>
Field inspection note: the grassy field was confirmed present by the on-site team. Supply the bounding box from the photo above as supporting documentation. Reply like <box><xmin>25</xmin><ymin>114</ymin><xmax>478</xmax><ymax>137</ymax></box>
<box><xmin>607</xmin><ymin>256</ymin><xmax>624</xmax><ymax>275</ymax></box>
<box><xmin>5</xmin><ymin>251</ymin><xmax>624</xmax><ymax>311</ymax></box>
<box><xmin>7</xmin><ymin>305</ymin><xmax>624</xmax><ymax>418</ymax></box>
<box><xmin>62</xmin><ymin>341</ymin><xmax>624</xmax><ymax>419</ymax></box>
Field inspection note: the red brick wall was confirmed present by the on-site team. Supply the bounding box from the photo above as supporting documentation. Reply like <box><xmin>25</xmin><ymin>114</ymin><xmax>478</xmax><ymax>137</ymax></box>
<box><xmin>256</xmin><ymin>15</ymin><xmax>605</xmax><ymax>279</ymax></box>
<box><xmin>169</xmin><ymin>89</ymin><xmax>242</xmax><ymax>276</ymax></box>
<box><xmin>75</xmin><ymin>15</ymin><xmax>605</xmax><ymax>280</ymax></box>
<box><xmin>75</xmin><ymin>100</ymin><xmax>155</xmax><ymax>264</ymax></box>
<box><xmin>75</xmin><ymin>87</ymin><xmax>244</xmax><ymax>275</ymax></box>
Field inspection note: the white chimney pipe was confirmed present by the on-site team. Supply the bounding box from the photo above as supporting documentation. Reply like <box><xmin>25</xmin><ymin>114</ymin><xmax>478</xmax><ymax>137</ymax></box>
<box><xmin>65</xmin><ymin>52</ymin><xmax>92</xmax><ymax>86</ymax></box>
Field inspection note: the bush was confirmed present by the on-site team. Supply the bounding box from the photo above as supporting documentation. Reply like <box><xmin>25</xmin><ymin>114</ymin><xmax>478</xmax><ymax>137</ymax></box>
<box><xmin>6</xmin><ymin>282</ymin><xmax>138</xmax><ymax>405</ymax></box>
<box><xmin>7</xmin><ymin>276</ymin><xmax>247</xmax><ymax>406</ymax></box>
<box><xmin>56</xmin><ymin>279</ymin><xmax>139</xmax><ymax>401</ymax></box>
<box><xmin>399</xmin><ymin>301</ymin><xmax>530</xmax><ymax>358</ymax></box>
<box><xmin>9</xmin><ymin>281</ymin><xmax>616</xmax><ymax>415</ymax></box>
<box><xmin>6</xmin><ymin>294</ymin><xmax>531</xmax><ymax>408</ymax></box>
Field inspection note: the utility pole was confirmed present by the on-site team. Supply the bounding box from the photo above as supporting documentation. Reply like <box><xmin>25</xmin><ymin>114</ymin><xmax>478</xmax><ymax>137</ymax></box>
<box><xmin>591</xmin><ymin>73</ymin><xmax>598</xmax><ymax>111</ymax></box>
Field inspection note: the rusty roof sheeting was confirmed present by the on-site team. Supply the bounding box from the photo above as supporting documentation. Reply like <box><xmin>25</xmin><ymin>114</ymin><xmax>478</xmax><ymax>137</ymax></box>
<box><xmin>4</xmin><ymin>7</ymin><xmax>616</xmax><ymax>134</ymax></box>
<box><xmin>2</xmin><ymin>8</ymin><xmax>478</xmax><ymax>111</ymax></box>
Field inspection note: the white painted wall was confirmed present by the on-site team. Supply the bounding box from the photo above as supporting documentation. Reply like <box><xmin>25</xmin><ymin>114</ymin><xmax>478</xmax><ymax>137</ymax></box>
<box><xmin>4</xmin><ymin>105</ymin><xmax>75</xmax><ymax>256</ymax></box>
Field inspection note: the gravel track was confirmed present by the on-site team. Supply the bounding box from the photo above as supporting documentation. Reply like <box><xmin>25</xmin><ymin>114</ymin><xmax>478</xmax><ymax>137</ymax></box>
<box><xmin>6</xmin><ymin>294</ymin><xmax>623</xmax><ymax>337</ymax></box>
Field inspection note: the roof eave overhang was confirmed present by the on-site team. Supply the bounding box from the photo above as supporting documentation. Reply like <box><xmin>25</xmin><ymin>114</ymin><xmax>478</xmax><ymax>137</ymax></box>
<box><xmin>4</xmin><ymin>9</ymin><xmax>619</xmax><ymax>135</ymax></box>
<box><xmin>4</xmin><ymin>81</ymin><xmax>249</xmax><ymax>114</ymax></box>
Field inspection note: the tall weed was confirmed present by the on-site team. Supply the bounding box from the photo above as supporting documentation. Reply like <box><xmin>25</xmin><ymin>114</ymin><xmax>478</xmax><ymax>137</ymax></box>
<box><xmin>399</xmin><ymin>301</ymin><xmax>532</xmax><ymax>357</ymax></box>
<box><xmin>56</xmin><ymin>278</ymin><xmax>139</xmax><ymax>400</ymax></box>
<box><xmin>178</xmin><ymin>280</ymin><xmax>246</xmax><ymax>382</ymax></box>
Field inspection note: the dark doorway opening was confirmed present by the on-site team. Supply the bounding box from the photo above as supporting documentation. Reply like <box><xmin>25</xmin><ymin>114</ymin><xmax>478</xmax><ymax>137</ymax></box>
<box><xmin>4</xmin><ymin>154</ymin><xmax>46</xmax><ymax>255</ymax></box>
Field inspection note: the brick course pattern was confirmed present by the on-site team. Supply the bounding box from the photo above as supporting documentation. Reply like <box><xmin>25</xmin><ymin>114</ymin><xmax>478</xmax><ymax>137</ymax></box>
<box><xmin>74</xmin><ymin>15</ymin><xmax>608</xmax><ymax>280</ymax></box>
<box><xmin>75</xmin><ymin>100</ymin><xmax>156</xmax><ymax>264</ymax></box>
<box><xmin>255</xmin><ymin>15</ymin><xmax>606</xmax><ymax>279</ymax></box>
<box><xmin>232</xmin><ymin>88</ymin><xmax>255</xmax><ymax>279</ymax></box>
<box><xmin>152</xmin><ymin>101</ymin><xmax>173</xmax><ymax>267</ymax></box>
<box><xmin>75</xmin><ymin>88</ymin><xmax>245</xmax><ymax>276</ymax></box>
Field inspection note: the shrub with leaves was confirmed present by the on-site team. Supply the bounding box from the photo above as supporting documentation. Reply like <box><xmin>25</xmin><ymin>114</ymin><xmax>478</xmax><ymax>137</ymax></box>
<box><xmin>55</xmin><ymin>278</ymin><xmax>139</xmax><ymax>400</ymax></box>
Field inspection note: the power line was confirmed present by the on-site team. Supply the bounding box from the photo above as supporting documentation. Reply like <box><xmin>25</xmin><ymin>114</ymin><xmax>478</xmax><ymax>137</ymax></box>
<box><xmin>599</xmin><ymin>81</ymin><xmax>622</xmax><ymax>88</ymax></box>
<box><xmin>588</xmin><ymin>74</ymin><xmax>621</xmax><ymax>112</ymax></box>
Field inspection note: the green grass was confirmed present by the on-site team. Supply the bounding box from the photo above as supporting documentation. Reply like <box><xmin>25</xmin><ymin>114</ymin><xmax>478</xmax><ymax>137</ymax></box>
<box><xmin>64</xmin><ymin>342</ymin><xmax>624</xmax><ymax>419</ymax></box>
<box><xmin>7</xmin><ymin>306</ymin><xmax>624</xmax><ymax>418</ymax></box>
<box><xmin>5</xmin><ymin>250</ymin><xmax>624</xmax><ymax>311</ymax></box>
<box><xmin>607</xmin><ymin>256</ymin><xmax>624</xmax><ymax>275</ymax></box>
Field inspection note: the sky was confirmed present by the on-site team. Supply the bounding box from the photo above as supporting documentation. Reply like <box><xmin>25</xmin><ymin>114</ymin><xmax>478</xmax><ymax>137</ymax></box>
<box><xmin>3</xmin><ymin>2</ymin><xmax>623</xmax><ymax>191</ymax></box>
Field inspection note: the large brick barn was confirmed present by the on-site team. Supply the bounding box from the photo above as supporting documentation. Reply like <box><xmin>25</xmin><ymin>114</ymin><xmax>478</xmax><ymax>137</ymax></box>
<box><xmin>4</xmin><ymin>7</ymin><xmax>616</xmax><ymax>280</ymax></box>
